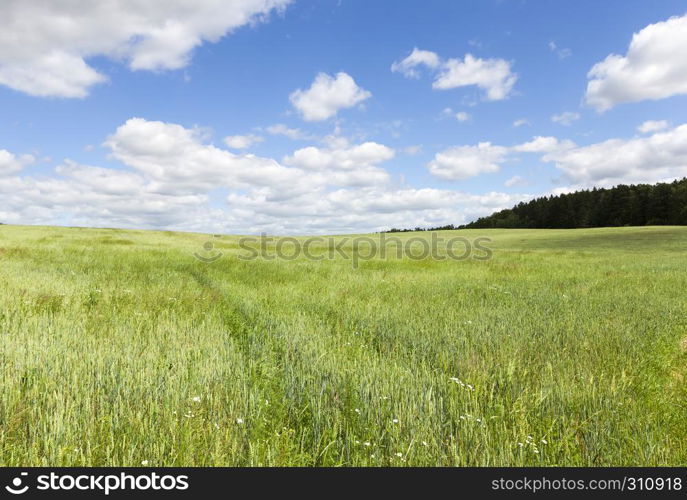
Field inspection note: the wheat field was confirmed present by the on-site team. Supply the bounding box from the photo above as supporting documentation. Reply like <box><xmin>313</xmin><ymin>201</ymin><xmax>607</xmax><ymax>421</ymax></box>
<box><xmin>1</xmin><ymin>224</ymin><xmax>686</xmax><ymax>466</ymax></box>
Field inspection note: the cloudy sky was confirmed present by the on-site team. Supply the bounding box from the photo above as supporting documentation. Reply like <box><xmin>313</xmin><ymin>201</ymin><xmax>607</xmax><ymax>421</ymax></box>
<box><xmin>1</xmin><ymin>0</ymin><xmax>686</xmax><ymax>235</ymax></box>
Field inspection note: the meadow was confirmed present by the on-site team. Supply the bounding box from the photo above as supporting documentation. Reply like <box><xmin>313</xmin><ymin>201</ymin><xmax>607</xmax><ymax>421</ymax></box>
<box><xmin>0</xmin><ymin>224</ymin><xmax>686</xmax><ymax>466</ymax></box>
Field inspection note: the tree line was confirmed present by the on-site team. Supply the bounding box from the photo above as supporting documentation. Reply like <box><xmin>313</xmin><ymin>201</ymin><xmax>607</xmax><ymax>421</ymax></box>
<box><xmin>386</xmin><ymin>178</ymin><xmax>687</xmax><ymax>232</ymax></box>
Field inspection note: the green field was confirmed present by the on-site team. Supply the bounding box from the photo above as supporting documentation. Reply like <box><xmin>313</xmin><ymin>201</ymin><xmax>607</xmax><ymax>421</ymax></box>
<box><xmin>1</xmin><ymin>224</ymin><xmax>686</xmax><ymax>466</ymax></box>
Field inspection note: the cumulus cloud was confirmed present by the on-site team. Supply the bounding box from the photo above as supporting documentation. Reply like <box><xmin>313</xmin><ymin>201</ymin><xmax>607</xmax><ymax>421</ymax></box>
<box><xmin>0</xmin><ymin>159</ymin><xmax>209</xmax><ymax>229</ymax></box>
<box><xmin>390</xmin><ymin>48</ymin><xmax>441</xmax><ymax>78</ymax></box>
<box><xmin>543</xmin><ymin>123</ymin><xmax>687</xmax><ymax>187</ymax></box>
<box><xmin>283</xmin><ymin>141</ymin><xmax>394</xmax><ymax>186</ymax></box>
<box><xmin>442</xmin><ymin>108</ymin><xmax>471</xmax><ymax>122</ymax></box>
<box><xmin>505</xmin><ymin>175</ymin><xmax>526</xmax><ymax>187</ymax></box>
<box><xmin>104</xmin><ymin>118</ymin><xmax>301</xmax><ymax>194</ymax></box>
<box><xmin>0</xmin><ymin>150</ymin><xmax>35</xmax><ymax>175</ymax></box>
<box><xmin>0</xmin><ymin>0</ymin><xmax>290</xmax><ymax>97</ymax></box>
<box><xmin>513</xmin><ymin>118</ymin><xmax>530</xmax><ymax>127</ymax></box>
<box><xmin>0</xmin><ymin>117</ymin><xmax>534</xmax><ymax>234</ymax></box>
<box><xmin>289</xmin><ymin>72</ymin><xmax>371</xmax><ymax>121</ymax></box>
<box><xmin>513</xmin><ymin>136</ymin><xmax>576</xmax><ymax>153</ymax></box>
<box><xmin>585</xmin><ymin>14</ymin><xmax>687</xmax><ymax>111</ymax></box>
<box><xmin>427</xmin><ymin>123</ymin><xmax>687</xmax><ymax>189</ymax></box>
<box><xmin>0</xmin><ymin>162</ymin><xmax>525</xmax><ymax>236</ymax></box>
<box><xmin>426</xmin><ymin>136</ymin><xmax>577</xmax><ymax>182</ymax></box>
<box><xmin>265</xmin><ymin>124</ymin><xmax>312</xmax><ymax>140</ymax></box>
<box><xmin>285</xmin><ymin>142</ymin><xmax>394</xmax><ymax>170</ymax></box>
<box><xmin>224</xmin><ymin>187</ymin><xmax>529</xmax><ymax>234</ymax></box>
<box><xmin>434</xmin><ymin>54</ymin><xmax>517</xmax><ymax>100</ymax></box>
<box><xmin>224</xmin><ymin>134</ymin><xmax>264</xmax><ymax>149</ymax></box>
<box><xmin>102</xmin><ymin>118</ymin><xmax>400</xmax><ymax>207</ymax></box>
<box><xmin>551</xmin><ymin>111</ymin><xmax>580</xmax><ymax>126</ymax></box>
<box><xmin>392</xmin><ymin>49</ymin><xmax>517</xmax><ymax>101</ymax></box>
<box><xmin>637</xmin><ymin>120</ymin><xmax>669</xmax><ymax>134</ymax></box>
<box><xmin>427</xmin><ymin>143</ymin><xmax>508</xmax><ymax>181</ymax></box>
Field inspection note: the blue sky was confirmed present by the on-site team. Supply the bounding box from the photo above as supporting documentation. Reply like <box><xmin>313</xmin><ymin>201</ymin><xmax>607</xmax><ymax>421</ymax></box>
<box><xmin>1</xmin><ymin>0</ymin><xmax>686</xmax><ymax>234</ymax></box>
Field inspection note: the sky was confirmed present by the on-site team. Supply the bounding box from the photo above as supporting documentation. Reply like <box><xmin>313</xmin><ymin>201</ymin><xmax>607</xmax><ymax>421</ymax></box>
<box><xmin>1</xmin><ymin>0</ymin><xmax>686</xmax><ymax>235</ymax></box>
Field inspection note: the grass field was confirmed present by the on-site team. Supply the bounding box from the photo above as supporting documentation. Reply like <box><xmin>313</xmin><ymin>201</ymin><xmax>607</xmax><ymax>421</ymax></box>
<box><xmin>1</xmin><ymin>224</ymin><xmax>686</xmax><ymax>466</ymax></box>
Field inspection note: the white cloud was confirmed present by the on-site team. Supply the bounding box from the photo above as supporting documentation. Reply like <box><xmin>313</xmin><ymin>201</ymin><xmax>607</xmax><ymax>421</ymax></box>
<box><xmin>548</xmin><ymin>41</ymin><xmax>572</xmax><ymax>59</ymax></box>
<box><xmin>1</xmin><ymin>165</ymin><xmax>523</xmax><ymax>235</ymax></box>
<box><xmin>284</xmin><ymin>141</ymin><xmax>393</xmax><ymax>186</ymax></box>
<box><xmin>426</xmin><ymin>124</ymin><xmax>687</xmax><ymax>190</ymax></box>
<box><xmin>289</xmin><ymin>72</ymin><xmax>371</xmax><ymax>121</ymax></box>
<box><xmin>224</xmin><ymin>134</ymin><xmax>264</xmax><ymax>149</ymax></box>
<box><xmin>433</xmin><ymin>54</ymin><xmax>517</xmax><ymax>100</ymax></box>
<box><xmin>390</xmin><ymin>48</ymin><xmax>441</xmax><ymax>78</ymax></box>
<box><xmin>637</xmin><ymin>120</ymin><xmax>669</xmax><ymax>134</ymax></box>
<box><xmin>505</xmin><ymin>175</ymin><xmax>526</xmax><ymax>187</ymax></box>
<box><xmin>425</xmin><ymin>135</ymin><xmax>578</xmax><ymax>181</ymax></box>
<box><xmin>0</xmin><ymin>118</ymin><xmax>535</xmax><ymax>234</ymax></box>
<box><xmin>442</xmin><ymin>108</ymin><xmax>471</xmax><ymax>122</ymax></box>
<box><xmin>585</xmin><ymin>14</ymin><xmax>687</xmax><ymax>111</ymax></box>
<box><xmin>513</xmin><ymin>118</ymin><xmax>530</xmax><ymax>127</ymax></box>
<box><xmin>0</xmin><ymin>52</ymin><xmax>107</xmax><ymax>98</ymax></box>
<box><xmin>427</xmin><ymin>143</ymin><xmax>508</xmax><ymax>181</ymax></box>
<box><xmin>0</xmin><ymin>0</ymin><xmax>291</xmax><ymax>98</ymax></box>
<box><xmin>285</xmin><ymin>142</ymin><xmax>394</xmax><ymax>170</ymax></box>
<box><xmin>551</xmin><ymin>111</ymin><xmax>580</xmax><ymax>126</ymax></box>
<box><xmin>0</xmin><ymin>159</ymin><xmax>209</xmax><ymax>229</ymax></box>
<box><xmin>392</xmin><ymin>49</ymin><xmax>517</xmax><ymax>101</ymax></box>
<box><xmin>543</xmin><ymin>123</ymin><xmax>687</xmax><ymax>187</ymax></box>
<box><xmin>265</xmin><ymin>124</ymin><xmax>311</xmax><ymax>140</ymax></box>
<box><xmin>104</xmin><ymin>118</ymin><xmax>300</xmax><ymax>194</ymax></box>
<box><xmin>513</xmin><ymin>136</ymin><xmax>576</xmax><ymax>153</ymax></box>
<box><xmin>224</xmin><ymin>187</ymin><xmax>529</xmax><ymax>234</ymax></box>
<box><xmin>0</xmin><ymin>149</ymin><xmax>35</xmax><ymax>175</ymax></box>
<box><xmin>56</xmin><ymin>160</ymin><xmax>147</xmax><ymax>195</ymax></box>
